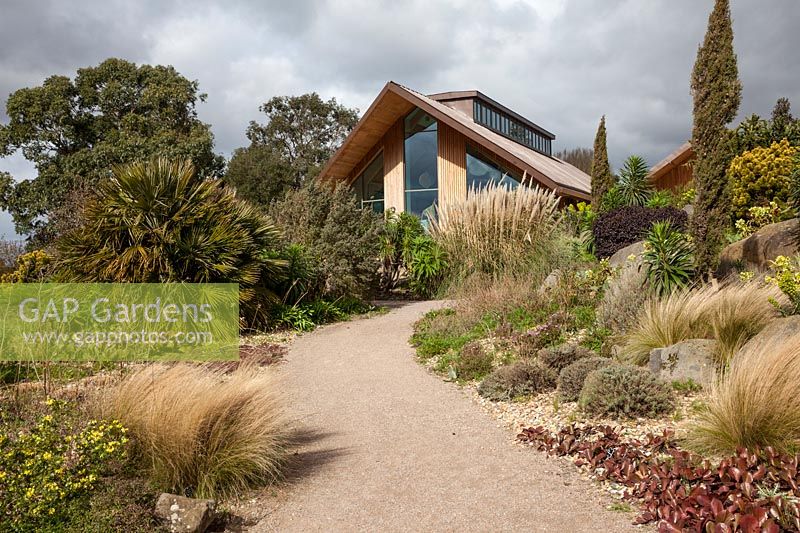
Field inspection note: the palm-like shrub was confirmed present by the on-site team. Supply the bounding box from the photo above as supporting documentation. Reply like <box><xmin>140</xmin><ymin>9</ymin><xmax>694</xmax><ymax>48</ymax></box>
<box><xmin>643</xmin><ymin>221</ymin><xmax>695</xmax><ymax>296</ymax></box>
<box><xmin>57</xmin><ymin>159</ymin><xmax>284</xmax><ymax>325</ymax></box>
<box><xmin>616</xmin><ymin>155</ymin><xmax>652</xmax><ymax>206</ymax></box>
<box><xmin>430</xmin><ymin>183</ymin><xmax>562</xmax><ymax>277</ymax></box>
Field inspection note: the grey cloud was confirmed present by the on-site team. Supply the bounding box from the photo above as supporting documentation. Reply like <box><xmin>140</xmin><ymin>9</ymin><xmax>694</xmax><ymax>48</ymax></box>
<box><xmin>1</xmin><ymin>0</ymin><xmax>799</xmax><ymax>241</ymax></box>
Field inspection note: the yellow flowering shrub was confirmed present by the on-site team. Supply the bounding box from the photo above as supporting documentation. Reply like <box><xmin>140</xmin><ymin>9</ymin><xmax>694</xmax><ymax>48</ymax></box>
<box><xmin>0</xmin><ymin>250</ymin><xmax>52</xmax><ymax>283</ymax></box>
<box><xmin>733</xmin><ymin>201</ymin><xmax>783</xmax><ymax>238</ymax></box>
<box><xmin>728</xmin><ymin>139</ymin><xmax>799</xmax><ymax>219</ymax></box>
<box><xmin>0</xmin><ymin>399</ymin><xmax>128</xmax><ymax>531</ymax></box>
<box><xmin>765</xmin><ymin>255</ymin><xmax>800</xmax><ymax>315</ymax></box>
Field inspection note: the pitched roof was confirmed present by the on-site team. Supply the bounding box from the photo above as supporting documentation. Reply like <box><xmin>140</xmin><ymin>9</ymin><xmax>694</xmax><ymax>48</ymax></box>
<box><xmin>647</xmin><ymin>141</ymin><xmax>694</xmax><ymax>184</ymax></box>
<box><xmin>318</xmin><ymin>82</ymin><xmax>591</xmax><ymax>200</ymax></box>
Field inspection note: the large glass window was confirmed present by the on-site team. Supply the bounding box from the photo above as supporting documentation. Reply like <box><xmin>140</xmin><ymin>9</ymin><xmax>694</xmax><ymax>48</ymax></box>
<box><xmin>404</xmin><ymin>109</ymin><xmax>438</xmax><ymax>220</ymax></box>
<box><xmin>352</xmin><ymin>152</ymin><xmax>384</xmax><ymax>213</ymax></box>
<box><xmin>466</xmin><ymin>145</ymin><xmax>521</xmax><ymax>192</ymax></box>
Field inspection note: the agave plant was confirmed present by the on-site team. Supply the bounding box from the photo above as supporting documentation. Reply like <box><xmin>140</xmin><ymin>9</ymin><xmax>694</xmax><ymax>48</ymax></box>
<box><xmin>617</xmin><ymin>155</ymin><xmax>652</xmax><ymax>206</ymax></box>
<box><xmin>642</xmin><ymin>221</ymin><xmax>694</xmax><ymax>296</ymax></box>
<box><xmin>57</xmin><ymin>158</ymin><xmax>286</xmax><ymax>326</ymax></box>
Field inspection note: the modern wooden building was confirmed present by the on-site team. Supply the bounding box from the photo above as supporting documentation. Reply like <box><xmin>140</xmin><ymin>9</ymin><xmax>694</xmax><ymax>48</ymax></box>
<box><xmin>318</xmin><ymin>82</ymin><xmax>591</xmax><ymax>219</ymax></box>
<box><xmin>647</xmin><ymin>141</ymin><xmax>694</xmax><ymax>191</ymax></box>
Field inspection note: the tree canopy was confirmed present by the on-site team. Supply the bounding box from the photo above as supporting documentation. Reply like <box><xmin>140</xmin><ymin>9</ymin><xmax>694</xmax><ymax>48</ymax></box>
<box><xmin>0</xmin><ymin>58</ymin><xmax>223</xmax><ymax>239</ymax></box>
<box><xmin>730</xmin><ymin>97</ymin><xmax>800</xmax><ymax>154</ymax></box>
<box><xmin>224</xmin><ymin>93</ymin><xmax>359</xmax><ymax>206</ymax></box>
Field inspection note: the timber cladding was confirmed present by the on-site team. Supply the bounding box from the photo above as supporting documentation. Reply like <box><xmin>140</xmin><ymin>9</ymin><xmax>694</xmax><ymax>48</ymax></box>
<box><xmin>383</xmin><ymin>119</ymin><xmax>404</xmax><ymax>212</ymax></box>
<box><xmin>437</xmin><ymin>123</ymin><xmax>467</xmax><ymax>207</ymax></box>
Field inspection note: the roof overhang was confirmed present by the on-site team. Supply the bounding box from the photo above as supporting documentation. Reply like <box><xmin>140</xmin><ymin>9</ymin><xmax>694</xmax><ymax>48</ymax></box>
<box><xmin>647</xmin><ymin>141</ymin><xmax>694</xmax><ymax>184</ymax></box>
<box><xmin>318</xmin><ymin>82</ymin><xmax>590</xmax><ymax>201</ymax></box>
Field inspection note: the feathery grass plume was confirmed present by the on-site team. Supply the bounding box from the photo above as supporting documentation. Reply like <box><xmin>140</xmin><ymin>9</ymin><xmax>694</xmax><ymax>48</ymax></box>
<box><xmin>621</xmin><ymin>282</ymin><xmax>782</xmax><ymax>366</ymax></box>
<box><xmin>95</xmin><ymin>364</ymin><xmax>287</xmax><ymax>499</ymax></box>
<box><xmin>688</xmin><ymin>332</ymin><xmax>800</xmax><ymax>454</ymax></box>
<box><xmin>430</xmin><ymin>182</ymin><xmax>562</xmax><ymax>279</ymax></box>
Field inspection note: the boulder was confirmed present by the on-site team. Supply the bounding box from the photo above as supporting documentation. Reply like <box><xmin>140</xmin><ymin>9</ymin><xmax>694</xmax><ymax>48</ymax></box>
<box><xmin>608</xmin><ymin>241</ymin><xmax>644</xmax><ymax>269</ymax></box>
<box><xmin>155</xmin><ymin>493</ymin><xmax>216</xmax><ymax>533</ymax></box>
<box><xmin>717</xmin><ymin>218</ymin><xmax>799</xmax><ymax>277</ymax></box>
<box><xmin>649</xmin><ymin>339</ymin><xmax>717</xmax><ymax>388</ymax></box>
<box><xmin>738</xmin><ymin>316</ymin><xmax>800</xmax><ymax>356</ymax></box>
<box><xmin>538</xmin><ymin>269</ymin><xmax>561</xmax><ymax>294</ymax></box>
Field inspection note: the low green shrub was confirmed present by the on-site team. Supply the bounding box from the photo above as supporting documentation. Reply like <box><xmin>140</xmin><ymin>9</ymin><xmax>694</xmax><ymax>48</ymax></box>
<box><xmin>273</xmin><ymin>297</ymin><xmax>372</xmax><ymax>331</ymax></box>
<box><xmin>514</xmin><ymin>315</ymin><xmax>565</xmax><ymax>357</ymax></box>
<box><xmin>537</xmin><ymin>344</ymin><xmax>592</xmax><ymax>373</ymax></box>
<box><xmin>0</xmin><ymin>400</ymin><xmax>128</xmax><ymax>532</ymax></box>
<box><xmin>579</xmin><ymin>365</ymin><xmax>674</xmax><ymax>419</ymax></box>
<box><xmin>645</xmin><ymin>189</ymin><xmax>674</xmax><ymax>208</ymax></box>
<box><xmin>60</xmin><ymin>477</ymin><xmax>166</xmax><ymax>533</ymax></box>
<box><xmin>453</xmin><ymin>341</ymin><xmax>494</xmax><ymax>381</ymax></box>
<box><xmin>478</xmin><ymin>361</ymin><xmax>557</xmax><ymax>401</ymax></box>
<box><xmin>766</xmin><ymin>255</ymin><xmax>800</xmax><ymax>315</ymax></box>
<box><xmin>410</xmin><ymin>308</ymin><xmax>475</xmax><ymax>360</ymax></box>
<box><xmin>558</xmin><ymin>357</ymin><xmax>614</xmax><ymax>402</ymax></box>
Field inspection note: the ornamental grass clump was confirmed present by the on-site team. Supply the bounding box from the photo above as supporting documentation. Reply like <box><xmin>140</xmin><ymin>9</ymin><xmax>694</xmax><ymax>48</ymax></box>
<box><xmin>688</xmin><ymin>332</ymin><xmax>800</xmax><ymax>455</ymax></box>
<box><xmin>430</xmin><ymin>183</ymin><xmax>562</xmax><ymax>277</ymax></box>
<box><xmin>579</xmin><ymin>364</ymin><xmax>674</xmax><ymax>419</ymax></box>
<box><xmin>96</xmin><ymin>364</ymin><xmax>287</xmax><ymax>499</ymax></box>
<box><xmin>621</xmin><ymin>282</ymin><xmax>782</xmax><ymax>366</ymax></box>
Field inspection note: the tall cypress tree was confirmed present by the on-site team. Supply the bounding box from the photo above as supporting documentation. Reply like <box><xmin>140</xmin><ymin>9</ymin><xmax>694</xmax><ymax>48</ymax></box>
<box><xmin>690</xmin><ymin>0</ymin><xmax>741</xmax><ymax>277</ymax></box>
<box><xmin>591</xmin><ymin>115</ymin><xmax>614</xmax><ymax>207</ymax></box>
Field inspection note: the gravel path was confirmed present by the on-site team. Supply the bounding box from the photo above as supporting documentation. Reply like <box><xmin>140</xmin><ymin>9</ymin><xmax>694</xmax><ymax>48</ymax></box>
<box><xmin>253</xmin><ymin>301</ymin><xmax>639</xmax><ymax>532</ymax></box>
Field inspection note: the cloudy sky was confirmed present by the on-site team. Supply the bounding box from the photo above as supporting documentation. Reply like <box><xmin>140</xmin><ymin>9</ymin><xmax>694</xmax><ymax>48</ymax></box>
<box><xmin>1</xmin><ymin>0</ymin><xmax>799</xmax><ymax>238</ymax></box>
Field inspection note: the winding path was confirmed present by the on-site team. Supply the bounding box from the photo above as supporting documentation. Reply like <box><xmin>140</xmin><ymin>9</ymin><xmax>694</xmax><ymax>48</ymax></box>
<box><xmin>253</xmin><ymin>301</ymin><xmax>639</xmax><ymax>532</ymax></box>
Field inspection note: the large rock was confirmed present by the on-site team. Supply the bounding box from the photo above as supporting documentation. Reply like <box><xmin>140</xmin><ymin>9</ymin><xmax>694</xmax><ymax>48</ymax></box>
<box><xmin>608</xmin><ymin>241</ymin><xmax>644</xmax><ymax>269</ymax></box>
<box><xmin>649</xmin><ymin>339</ymin><xmax>717</xmax><ymax>388</ymax></box>
<box><xmin>738</xmin><ymin>316</ymin><xmax>800</xmax><ymax>356</ymax></box>
<box><xmin>538</xmin><ymin>269</ymin><xmax>561</xmax><ymax>294</ymax></box>
<box><xmin>717</xmin><ymin>218</ymin><xmax>799</xmax><ymax>277</ymax></box>
<box><xmin>155</xmin><ymin>493</ymin><xmax>216</xmax><ymax>533</ymax></box>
